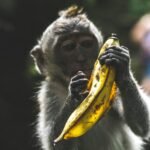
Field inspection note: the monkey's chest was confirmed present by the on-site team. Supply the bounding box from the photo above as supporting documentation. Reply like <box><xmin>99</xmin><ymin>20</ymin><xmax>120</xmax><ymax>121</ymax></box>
<box><xmin>78</xmin><ymin>115</ymin><xmax>128</xmax><ymax>150</ymax></box>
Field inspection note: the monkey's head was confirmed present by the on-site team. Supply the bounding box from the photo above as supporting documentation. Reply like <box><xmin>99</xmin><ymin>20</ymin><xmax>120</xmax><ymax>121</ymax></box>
<box><xmin>30</xmin><ymin>5</ymin><xmax>103</xmax><ymax>83</ymax></box>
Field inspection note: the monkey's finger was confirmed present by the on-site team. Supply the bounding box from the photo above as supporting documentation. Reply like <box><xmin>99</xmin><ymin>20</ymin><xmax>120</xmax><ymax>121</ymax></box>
<box><xmin>71</xmin><ymin>71</ymin><xmax>87</xmax><ymax>81</ymax></box>
<box><xmin>71</xmin><ymin>80</ymin><xmax>88</xmax><ymax>95</ymax></box>
<box><xmin>101</xmin><ymin>49</ymin><xmax>130</xmax><ymax>60</ymax></box>
<box><xmin>100</xmin><ymin>55</ymin><xmax>129</xmax><ymax>69</ymax></box>
<box><xmin>79</xmin><ymin>90</ymin><xmax>89</xmax><ymax>99</ymax></box>
<box><xmin>121</xmin><ymin>45</ymin><xmax>129</xmax><ymax>50</ymax></box>
<box><xmin>72</xmin><ymin>87</ymin><xmax>86</xmax><ymax>95</ymax></box>
<box><xmin>71</xmin><ymin>78</ymin><xmax>89</xmax><ymax>88</ymax></box>
<box><xmin>100</xmin><ymin>52</ymin><xmax>129</xmax><ymax>65</ymax></box>
<box><xmin>106</xmin><ymin>46</ymin><xmax>129</xmax><ymax>54</ymax></box>
<box><xmin>104</xmin><ymin>58</ymin><xmax>120</xmax><ymax>67</ymax></box>
<box><xmin>80</xmin><ymin>90</ymin><xmax>89</xmax><ymax>96</ymax></box>
<box><xmin>99</xmin><ymin>49</ymin><xmax>125</xmax><ymax>65</ymax></box>
<box><xmin>73</xmin><ymin>90</ymin><xmax>90</xmax><ymax>106</ymax></box>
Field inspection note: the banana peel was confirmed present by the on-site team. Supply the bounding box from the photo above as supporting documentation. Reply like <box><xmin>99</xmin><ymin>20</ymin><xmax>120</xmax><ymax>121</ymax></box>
<box><xmin>54</xmin><ymin>34</ymin><xmax>120</xmax><ymax>142</ymax></box>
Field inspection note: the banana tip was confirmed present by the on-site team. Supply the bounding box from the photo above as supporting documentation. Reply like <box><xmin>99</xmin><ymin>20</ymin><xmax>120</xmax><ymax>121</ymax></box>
<box><xmin>54</xmin><ymin>136</ymin><xmax>63</xmax><ymax>143</ymax></box>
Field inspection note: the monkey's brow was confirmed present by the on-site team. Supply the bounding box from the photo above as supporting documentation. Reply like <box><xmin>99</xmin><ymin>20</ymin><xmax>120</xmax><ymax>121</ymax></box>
<box><xmin>59</xmin><ymin>32</ymin><xmax>95</xmax><ymax>40</ymax></box>
<box><xmin>56</xmin><ymin>35</ymin><xmax>71</xmax><ymax>44</ymax></box>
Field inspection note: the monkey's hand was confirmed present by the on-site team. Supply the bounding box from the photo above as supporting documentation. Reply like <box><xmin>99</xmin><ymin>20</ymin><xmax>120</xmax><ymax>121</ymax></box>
<box><xmin>68</xmin><ymin>71</ymin><xmax>89</xmax><ymax>107</ymax></box>
<box><xmin>52</xmin><ymin>71</ymin><xmax>89</xmax><ymax>148</ymax></box>
<box><xmin>99</xmin><ymin>46</ymin><xmax>150</xmax><ymax>137</ymax></box>
<box><xmin>99</xmin><ymin>46</ymin><xmax>130</xmax><ymax>87</ymax></box>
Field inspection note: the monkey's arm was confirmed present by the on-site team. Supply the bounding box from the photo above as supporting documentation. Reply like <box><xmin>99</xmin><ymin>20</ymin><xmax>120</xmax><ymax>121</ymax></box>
<box><xmin>52</xmin><ymin>97</ymin><xmax>79</xmax><ymax>150</ymax></box>
<box><xmin>99</xmin><ymin>46</ymin><xmax>150</xmax><ymax>137</ymax></box>
<box><xmin>52</xmin><ymin>71</ymin><xmax>88</xmax><ymax>149</ymax></box>
<box><xmin>119</xmin><ymin>73</ymin><xmax>150</xmax><ymax>137</ymax></box>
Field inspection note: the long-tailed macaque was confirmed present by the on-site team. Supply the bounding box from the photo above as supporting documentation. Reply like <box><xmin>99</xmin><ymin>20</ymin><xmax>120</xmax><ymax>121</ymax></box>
<box><xmin>30</xmin><ymin>6</ymin><xmax>150</xmax><ymax>150</ymax></box>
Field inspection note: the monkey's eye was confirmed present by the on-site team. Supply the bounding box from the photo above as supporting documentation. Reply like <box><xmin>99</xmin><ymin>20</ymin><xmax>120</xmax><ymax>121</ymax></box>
<box><xmin>61</xmin><ymin>40</ymin><xmax>76</xmax><ymax>52</ymax></box>
<box><xmin>80</xmin><ymin>39</ymin><xmax>94</xmax><ymax>49</ymax></box>
<box><xmin>79</xmin><ymin>36</ymin><xmax>94</xmax><ymax>49</ymax></box>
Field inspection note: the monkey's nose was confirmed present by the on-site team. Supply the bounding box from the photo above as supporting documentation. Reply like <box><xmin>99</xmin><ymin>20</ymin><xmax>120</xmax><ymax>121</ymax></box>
<box><xmin>77</xmin><ymin>54</ymin><xmax>86</xmax><ymax>63</ymax></box>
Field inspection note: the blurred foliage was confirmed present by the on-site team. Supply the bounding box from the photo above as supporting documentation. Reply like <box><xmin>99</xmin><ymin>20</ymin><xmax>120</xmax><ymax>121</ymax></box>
<box><xmin>84</xmin><ymin>0</ymin><xmax>96</xmax><ymax>6</ymax></box>
<box><xmin>129</xmin><ymin>0</ymin><xmax>150</xmax><ymax>17</ymax></box>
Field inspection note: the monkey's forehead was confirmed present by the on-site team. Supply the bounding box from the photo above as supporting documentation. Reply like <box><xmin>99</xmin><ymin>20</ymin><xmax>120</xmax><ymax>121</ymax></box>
<box><xmin>53</xmin><ymin>32</ymin><xmax>97</xmax><ymax>49</ymax></box>
<box><xmin>39</xmin><ymin>17</ymin><xmax>103</xmax><ymax>50</ymax></box>
<box><xmin>41</xmin><ymin>16</ymin><xmax>103</xmax><ymax>48</ymax></box>
<box><xmin>52</xmin><ymin>16</ymin><xmax>94</xmax><ymax>34</ymax></box>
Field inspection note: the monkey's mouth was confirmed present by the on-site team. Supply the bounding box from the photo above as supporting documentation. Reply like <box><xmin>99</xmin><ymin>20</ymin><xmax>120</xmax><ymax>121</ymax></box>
<box><xmin>72</xmin><ymin>65</ymin><xmax>93</xmax><ymax>78</ymax></box>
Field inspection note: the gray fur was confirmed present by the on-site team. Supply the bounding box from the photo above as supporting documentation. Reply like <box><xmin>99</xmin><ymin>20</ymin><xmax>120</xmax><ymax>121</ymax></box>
<box><xmin>31</xmin><ymin>6</ymin><xmax>150</xmax><ymax>150</ymax></box>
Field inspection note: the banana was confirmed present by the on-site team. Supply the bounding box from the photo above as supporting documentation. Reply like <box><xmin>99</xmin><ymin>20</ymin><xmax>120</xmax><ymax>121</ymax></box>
<box><xmin>54</xmin><ymin>34</ymin><xmax>120</xmax><ymax>143</ymax></box>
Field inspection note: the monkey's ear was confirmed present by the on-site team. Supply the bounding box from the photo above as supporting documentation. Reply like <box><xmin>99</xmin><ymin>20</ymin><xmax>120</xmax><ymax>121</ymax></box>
<box><xmin>30</xmin><ymin>45</ymin><xmax>48</xmax><ymax>76</ymax></box>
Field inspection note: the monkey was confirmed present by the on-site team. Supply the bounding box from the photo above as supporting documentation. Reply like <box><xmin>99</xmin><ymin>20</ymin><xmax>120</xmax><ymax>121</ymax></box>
<box><xmin>30</xmin><ymin>6</ymin><xmax>150</xmax><ymax>150</ymax></box>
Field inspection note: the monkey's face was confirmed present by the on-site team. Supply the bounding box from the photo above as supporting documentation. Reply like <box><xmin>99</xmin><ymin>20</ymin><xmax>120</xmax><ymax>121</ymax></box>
<box><xmin>54</xmin><ymin>33</ymin><xmax>99</xmax><ymax>79</ymax></box>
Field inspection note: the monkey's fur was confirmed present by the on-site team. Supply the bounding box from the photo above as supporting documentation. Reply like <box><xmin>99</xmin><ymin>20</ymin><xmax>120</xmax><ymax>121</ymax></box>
<box><xmin>31</xmin><ymin>6</ymin><xmax>150</xmax><ymax>150</ymax></box>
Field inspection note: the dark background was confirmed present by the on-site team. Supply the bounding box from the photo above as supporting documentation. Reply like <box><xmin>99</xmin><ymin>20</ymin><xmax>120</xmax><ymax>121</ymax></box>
<box><xmin>0</xmin><ymin>0</ymin><xmax>149</xmax><ymax>150</ymax></box>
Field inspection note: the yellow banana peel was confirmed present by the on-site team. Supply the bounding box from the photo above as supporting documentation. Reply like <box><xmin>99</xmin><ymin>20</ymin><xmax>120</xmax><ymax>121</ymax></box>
<box><xmin>54</xmin><ymin>34</ymin><xmax>120</xmax><ymax>143</ymax></box>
